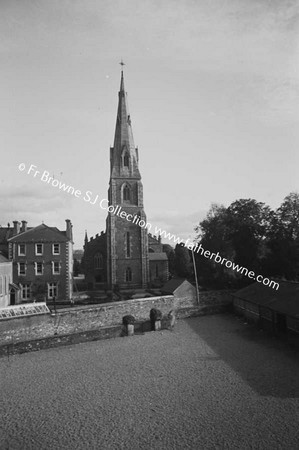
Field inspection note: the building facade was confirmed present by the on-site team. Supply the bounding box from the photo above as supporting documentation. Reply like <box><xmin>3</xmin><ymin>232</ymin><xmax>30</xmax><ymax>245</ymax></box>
<box><xmin>7</xmin><ymin>220</ymin><xmax>73</xmax><ymax>303</ymax></box>
<box><xmin>83</xmin><ymin>70</ymin><xmax>168</xmax><ymax>290</ymax></box>
<box><xmin>0</xmin><ymin>255</ymin><xmax>14</xmax><ymax>308</ymax></box>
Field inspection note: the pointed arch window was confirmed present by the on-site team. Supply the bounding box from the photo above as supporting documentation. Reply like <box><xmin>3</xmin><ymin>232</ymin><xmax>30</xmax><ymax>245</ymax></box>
<box><xmin>94</xmin><ymin>253</ymin><xmax>103</xmax><ymax>269</ymax></box>
<box><xmin>125</xmin><ymin>267</ymin><xmax>132</xmax><ymax>282</ymax></box>
<box><xmin>123</xmin><ymin>153</ymin><xmax>130</xmax><ymax>167</ymax></box>
<box><xmin>126</xmin><ymin>232</ymin><xmax>131</xmax><ymax>257</ymax></box>
<box><xmin>123</xmin><ymin>184</ymin><xmax>130</xmax><ymax>202</ymax></box>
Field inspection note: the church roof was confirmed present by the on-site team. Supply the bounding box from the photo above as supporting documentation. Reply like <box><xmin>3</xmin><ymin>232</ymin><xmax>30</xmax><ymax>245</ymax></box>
<box><xmin>148</xmin><ymin>252</ymin><xmax>168</xmax><ymax>261</ymax></box>
<box><xmin>162</xmin><ymin>278</ymin><xmax>191</xmax><ymax>294</ymax></box>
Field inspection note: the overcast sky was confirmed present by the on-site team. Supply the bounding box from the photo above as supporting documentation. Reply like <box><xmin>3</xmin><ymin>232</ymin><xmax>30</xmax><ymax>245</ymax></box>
<box><xmin>1</xmin><ymin>0</ymin><xmax>299</xmax><ymax>247</ymax></box>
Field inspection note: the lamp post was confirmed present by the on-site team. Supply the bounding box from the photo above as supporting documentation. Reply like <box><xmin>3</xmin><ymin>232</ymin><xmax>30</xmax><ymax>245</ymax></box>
<box><xmin>189</xmin><ymin>235</ymin><xmax>200</xmax><ymax>305</ymax></box>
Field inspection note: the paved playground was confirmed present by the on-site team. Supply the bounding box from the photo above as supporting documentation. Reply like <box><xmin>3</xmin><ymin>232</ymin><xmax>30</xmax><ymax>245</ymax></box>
<box><xmin>1</xmin><ymin>314</ymin><xmax>299</xmax><ymax>449</ymax></box>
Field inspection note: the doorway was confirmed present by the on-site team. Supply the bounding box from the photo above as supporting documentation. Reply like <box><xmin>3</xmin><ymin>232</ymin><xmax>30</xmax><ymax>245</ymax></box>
<box><xmin>10</xmin><ymin>289</ymin><xmax>15</xmax><ymax>305</ymax></box>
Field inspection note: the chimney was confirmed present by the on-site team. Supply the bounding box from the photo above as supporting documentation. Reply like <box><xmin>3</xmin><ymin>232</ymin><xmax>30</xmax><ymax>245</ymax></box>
<box><xmin>65</xmin><ymin>219</ymin><xmax>73</xmax><ymax>241</ymax></box>
<box><xmin>13</xmin><ymin>221</ymin><xmax>20</xmax><ymax>236</ymax></box>
<box><xmin>21</xmin><ymin>220</ymin><xmax>27</xmax><ymax>233</ymax></box>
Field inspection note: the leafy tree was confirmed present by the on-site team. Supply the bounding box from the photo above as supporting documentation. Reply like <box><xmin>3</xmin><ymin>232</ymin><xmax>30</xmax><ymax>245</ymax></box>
<box><xmin>194</xmin><ymin>203</ymin><xmax>234</xmax><ymax>288</ymax></box>
<box><xmin>73</xmin><ymin>258</ymin><xmax>80</xmax><ymax>277</ymax></box>
<box><xmin>194</xmin><ymin>199</ymin><xmax>273</xmax><ymax>288</ymax></box>
<box><xmin>265</xmin><ymin>192</ymin><xmax>299</xmax><ymax>280</ymax></box>
<box><xmin>225</xmin><ymin>199</ymin><xmax>273</xmax><ymax>272</ymax></box>
<box><xmin>162</xmin><ymin>244</ymin><xmax>176</xmax><ymax>275</ymax></box>
<box><xmin>174</xmin><ymin>243</ymin><xmax>192</xmax><ymax>278</ymax></box>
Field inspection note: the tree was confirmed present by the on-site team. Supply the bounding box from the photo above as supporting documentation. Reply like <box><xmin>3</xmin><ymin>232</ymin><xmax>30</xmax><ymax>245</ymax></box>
<box><xmin>194</xmin><ymin>203</ymin><xmax>234</xmax><ymax>288</ymax></box>
<box><xmin>73</xmin><ymin>258</ymin><xmax>80</xmax><ymax>277</ymax></box>
<box><xmin>194</xmin><ymin>199</ymin><xmax>273</xmax><ymax>288</ymax></box>
<box><xmin>265</xmin><ymin>192</ymin><xmax>299</xmax><ymax>280</ymax></box>
<box><xmin>162</xmin><ymin>244</ymin><xmax>176</xmax><ymax>276</ymax></box>
<box><xmin>174</xmin><ymin>243</ymin><xmax>192</xmax><ymax>278</ymax></box>
<box><xmin>225</xmin><ymin>198</ymin><xmax>272</xmax><ymax>272</ymax></box>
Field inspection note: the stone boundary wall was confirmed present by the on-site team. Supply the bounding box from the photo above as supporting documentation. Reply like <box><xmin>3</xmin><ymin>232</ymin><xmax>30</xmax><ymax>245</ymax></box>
<box><xmin>0</xmin><ymin>290</ymin><xmax>233</xmax><ymax>346</ymax></box>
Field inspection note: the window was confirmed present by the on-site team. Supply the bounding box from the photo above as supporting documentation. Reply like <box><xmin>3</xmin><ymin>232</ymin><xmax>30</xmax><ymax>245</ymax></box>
<box><xmin>156</xmin><ymin>264</ymin><xmax>159</xmax><ymax>278</ymax></box>
<box><xmin>52</xmin><ymin>261</ymin><xmax>60</xmax><ymax>275</ymax></box>
<box><xmin>0</xmin><ymin>276</ymin><xmax>2</xmax><ymax>295</ymax></box>
<box><xmin>18</xmin><ymin>244</ymin><xmax>26</xmax><ymax>256</ymax></box>
<box><xmin>35</xmin><ymin>262</ymin><xmax>43</xmax><ymax>275</ymax></box>
<box><xmin>18</xmin><ymin>262</ymin><xmax>26</xmax><ymax>276</ymax></box>
<box><xmin>123</xmin><ymin>185</ymin><xmax>130</xmax><ymax>202</ymax></box>
<box><xmin>125</xmin><ymin>267</ymin><xmax>132</xmax><ymax>282</ymax></box>
<box><xmin>126</xmin><ymin>232</ymin><xmax>130</xmax><ymax>258</ymax></box>
<box><xmin>48</xmin><ymin>282</ymin><xmax>58</xmax><ymax>299</ymax></box>
<box><xmin>124</xmin><ymin>153</ymin><xmax>129</xmax><ymax>167</ymax></box>
<box><xmin>35</xmin><ymin>243</ymin><xmax>43</xmax><ymax>255</ymax></box>
<box><xmin>52</xmin><ymin>243</ymin><xmax>60</xmax><ymax>255</ymax></box>
<box><xmin>94</xmin><ymin>253</ymin><xmax>103</xmax><ymax>269</ymax></box>
<box><xmin>21</xmin><ymin>284</ymin><xmax>31</xmax><ymax>300</ymax></box>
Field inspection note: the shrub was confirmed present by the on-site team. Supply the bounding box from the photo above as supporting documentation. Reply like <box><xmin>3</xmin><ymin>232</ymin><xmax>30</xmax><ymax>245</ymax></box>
<box><xmin>122</xmin><ymin>315</ymin><xmax>135</xmax><ymax>325</ymax></box>
<box><xmin>150</xmin><ymin>308</ymin><xmax>162</xmax><ymax>321</ymax></box>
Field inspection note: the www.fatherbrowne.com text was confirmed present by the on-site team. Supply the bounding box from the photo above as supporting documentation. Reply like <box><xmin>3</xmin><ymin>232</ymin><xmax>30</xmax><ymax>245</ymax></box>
<box><xmin>19</xmin><ymin>163</ymin><xmax>279</xmax><ymax>291</ymax></box>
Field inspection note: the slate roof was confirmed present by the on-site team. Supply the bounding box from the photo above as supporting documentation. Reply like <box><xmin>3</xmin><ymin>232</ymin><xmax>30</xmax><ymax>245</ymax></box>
<box><xmin>233</xmin><ymin>280</ymin><xmax>299</xmax><ymax>318</ymax></box>
<box><xmin>148</xmin><ymin>252</ymin><xmax>168</xmax><ymax>261</ymax></box>
<box><xmin>0</xmin><ymin>228</ymin><xmax>15</xmax><ymax>244</ymax></box>
<box><xmin>161</xmin><ymin>278</ymin><xmax>187</xmax><ymax>294</ymax></box>
<box><xmin>0</xmin><ymin>254</ymin><xmax>10</xmax><ymax>263</ymax></box>
<box><xmin>8</xmin><ymin>224</ymin><xmax>69</xmax><ymax>243</ymax></box>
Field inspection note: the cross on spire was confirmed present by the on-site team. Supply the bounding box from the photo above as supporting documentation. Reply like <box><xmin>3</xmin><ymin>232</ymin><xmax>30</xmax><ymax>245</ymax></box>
<box><xmin>119</xmin><ymin>59</ymin><xmax>125</xmax><ymax>70</ymax></box>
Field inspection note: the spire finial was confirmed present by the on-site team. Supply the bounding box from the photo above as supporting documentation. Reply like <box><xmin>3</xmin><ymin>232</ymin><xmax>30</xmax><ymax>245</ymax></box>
<box><xmin>119</xmin><ymin>59</ymin><xmax>125</xmax><ymax>71</ymax></box>
<box><xmin>119</xmin><ymin>60</ymin><xmax>125</xmax><ymax>92</ymax></box>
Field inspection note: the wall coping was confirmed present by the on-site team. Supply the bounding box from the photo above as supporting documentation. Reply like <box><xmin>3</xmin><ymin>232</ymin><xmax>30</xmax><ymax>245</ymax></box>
<box><xmin>53</xmin><ymin>295</ymin><xmax>175</xmax><ymax>316</ymax></box>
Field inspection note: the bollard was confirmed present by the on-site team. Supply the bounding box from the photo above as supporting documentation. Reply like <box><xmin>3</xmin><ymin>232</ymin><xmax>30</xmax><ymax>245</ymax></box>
<box><xmin>127</xmin><ymin>323</ymin><xmax>134</xmax><ymax>336</ymax></box>
<box><xmin>155</xmin><ymin>320</ymin><xmax>161</xmax><ymax>331</ymax></box>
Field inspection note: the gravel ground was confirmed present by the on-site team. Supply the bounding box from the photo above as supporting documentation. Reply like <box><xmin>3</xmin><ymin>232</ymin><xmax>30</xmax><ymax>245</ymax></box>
<box><xmin>1</xmin><ymin>314</ymin><xmax>299</xmax><ymax>450</ymax></box>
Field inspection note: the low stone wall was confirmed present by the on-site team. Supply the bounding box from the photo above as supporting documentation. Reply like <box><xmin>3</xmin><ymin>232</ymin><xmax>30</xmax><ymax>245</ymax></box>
<box><xmin>0</xmin><ymin>290</ymin><xmax>233</xmax><ymax>347</ymax></box>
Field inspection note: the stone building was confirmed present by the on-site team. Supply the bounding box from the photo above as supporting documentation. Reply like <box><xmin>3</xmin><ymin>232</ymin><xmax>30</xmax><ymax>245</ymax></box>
<box><xmin>7</xmin><ymin>220</ymin><xmax>73</xmax><ymax>303</ymax></box>
<box><xmin>0</xmin><ymin>254</ymin><xmax>14</xmax><ymax>308</ymax></box>
<box><xmin>83</xmin><ymin>70</ymin><xmax>169</xmax><ymax>290</ymax></box>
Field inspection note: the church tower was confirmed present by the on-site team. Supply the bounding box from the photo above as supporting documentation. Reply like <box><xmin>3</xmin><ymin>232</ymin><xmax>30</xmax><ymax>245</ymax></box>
<box><xmin>106</xmin><ymin>68</ymin><xmax>149</xmax><ymax>289</ymax></box>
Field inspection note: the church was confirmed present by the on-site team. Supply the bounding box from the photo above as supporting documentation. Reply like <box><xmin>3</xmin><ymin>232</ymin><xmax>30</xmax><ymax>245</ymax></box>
<box><xmin>83</xmin><ymin>68</ymin><xmax>169</xmax><ymax>290</ymax></box>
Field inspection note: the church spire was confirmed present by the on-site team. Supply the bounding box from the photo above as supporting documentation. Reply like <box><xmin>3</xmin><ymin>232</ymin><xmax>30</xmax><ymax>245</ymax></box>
<box><xmin>110</xmin><ymin>65</ymin><xmax>140</xmax><ymax>179</ymax></box>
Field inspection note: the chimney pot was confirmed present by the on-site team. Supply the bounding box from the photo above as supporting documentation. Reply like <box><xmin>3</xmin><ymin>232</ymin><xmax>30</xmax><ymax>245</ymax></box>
<box><xmin>21</xmin><ymin>220</ymin><xmax>27</xmax><ymax>233</ymax></box>
<box><xmin>65</xmin><ymin>219</ymin><xmax>73</xmax><ymax>241</ymax></box>
<box><xmin>13</xmin><ymin>221</ymin><xmax>20</xmax><ymax>236</ymax></box>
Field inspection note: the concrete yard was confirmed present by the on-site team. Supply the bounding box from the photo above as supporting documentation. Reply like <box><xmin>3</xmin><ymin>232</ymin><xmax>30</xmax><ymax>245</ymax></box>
<box><xmin>1</xmin><ymin>314</ymin><xmax>299</xmax><ymax>450</ymax></box>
